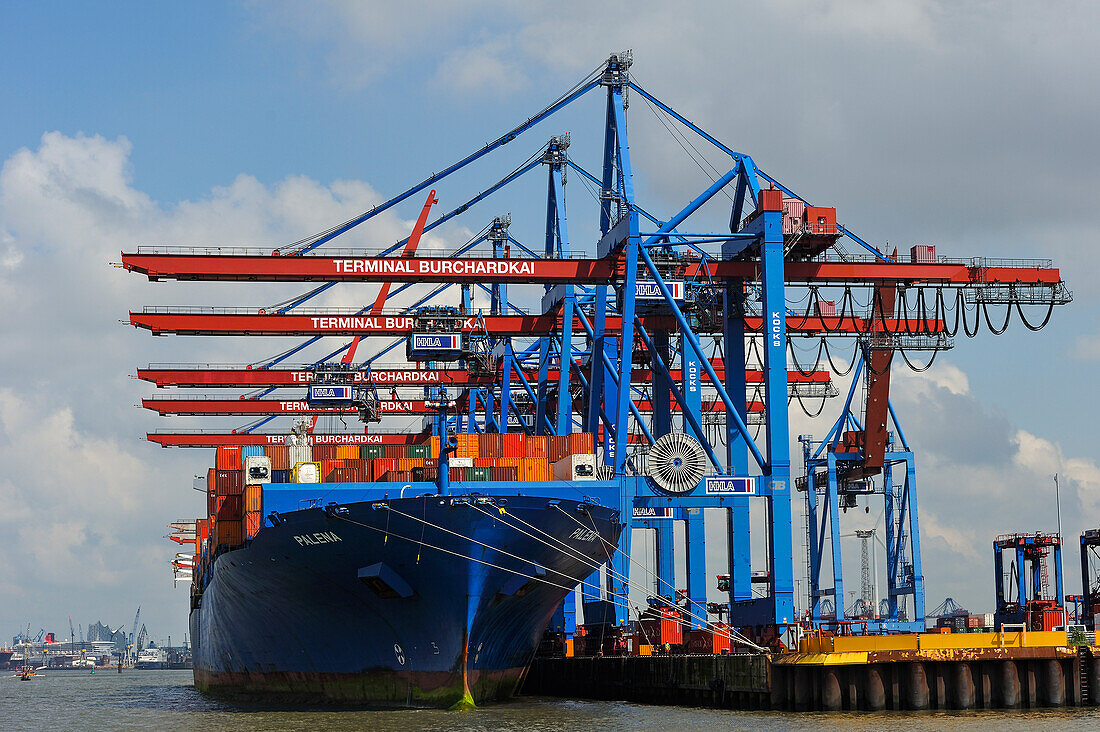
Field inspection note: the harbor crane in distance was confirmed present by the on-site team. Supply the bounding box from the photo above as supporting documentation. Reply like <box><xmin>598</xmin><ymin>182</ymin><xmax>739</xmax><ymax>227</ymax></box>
<box><xmin>128</xmin><ymin>606</ymin><xmax>141</xmax><ymax>665</ymax></box>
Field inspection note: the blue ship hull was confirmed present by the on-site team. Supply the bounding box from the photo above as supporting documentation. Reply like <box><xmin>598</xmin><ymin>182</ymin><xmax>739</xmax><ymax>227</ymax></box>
<box><xmin>190</xmin><ymin>493</ymin><xmax>621</xmax><ymax>707</ymax></box>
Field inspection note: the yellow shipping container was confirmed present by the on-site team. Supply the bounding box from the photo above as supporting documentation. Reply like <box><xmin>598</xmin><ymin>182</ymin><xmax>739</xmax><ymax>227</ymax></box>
<box><xmin>522</xmin><ymin>458</ymin><xmax>550</xmax><ymax>481</ymax></box>
<box><xmin>291</xmin><ymin>461</ymin><xmax>321</xmax><ymax>483</ymax></box>
<box><xmin>397</xmin><ymin>458</ymin><xmax>424</xmax><ymax>472</ymax></box>
<box><xmin>335</xmin><ymin>445</ymin><xmax>359</xmax><ymax>460</ymax></box>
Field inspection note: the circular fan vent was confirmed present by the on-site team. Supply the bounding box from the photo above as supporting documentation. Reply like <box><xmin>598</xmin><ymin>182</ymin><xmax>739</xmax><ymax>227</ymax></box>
<box><xmin>647</xmin><ymin>432</ymin><xmax>706</xmax><ymax>494</ymax></box>
<box><xmin>595</xmin><ymin>465</ymin><xmax>616</xmax><ymax>481</ymax></box>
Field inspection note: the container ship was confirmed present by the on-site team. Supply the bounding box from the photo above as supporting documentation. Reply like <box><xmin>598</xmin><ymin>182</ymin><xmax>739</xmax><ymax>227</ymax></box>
<box><xmin>189</xmin><ymin>429</ymin><xmax>622</xmax><ymax>707</ymax></box>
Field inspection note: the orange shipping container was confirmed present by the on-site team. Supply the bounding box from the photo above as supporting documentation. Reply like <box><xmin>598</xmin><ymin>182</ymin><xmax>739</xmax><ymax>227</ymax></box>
<box><xmin>429</xmin><ymin>436</ymin><xmax>441</xmax><ymax>459</ymax></box>
<box><xmin>397</xmin><ymin>458</ymin><xmax>424</xmax><ymax>472</ymax></box>
<box><xmin>245</xmin><ymin>511</ymin><xmax>264</xmax><ymax>539</ymax></box>
<box><xmin>474</xmin><ymin>457</ymin><xmax>495</xmax><ymax>468</ymax></box>
<box><xmin>502</xmin><ymin>432</ymin><xmax>526</xmax><ymax>458</ymax></box>
<box><xmin>455</xmin><ymin>433</ymin><xmax>479</xmax><ymax>459</ymax></box>
<box><xmin>522</xmin><ymin>458</ymin><xmax>550</xmax><ymax>481</ymax></box>
<box><xmin>499</xmin><ymin>457</ymin><xmax>523</xmax><ymax>469</ymax></box>
<box><xmin>525</xmin><ymin>436</ymin><xmax>549</xmax><ymax>458</ymax></box>
<box><xmin>216</xmin><ymin>446</ymin><xmax>241</xmax><ymax>470</ymax></box>
<box><xmin>264</xmin><ymin>445</ymin><xmax>290</xmax><ymax>471</ymax></box>
<box><xmin>335</xmin><ymin>445</ymin><xmax>359</xmax><ymax>460</ymax></box>
<box><xmin>244</xmin><ymin>484</ymin><xmax>262</xmax><ymax>513</ymax></box>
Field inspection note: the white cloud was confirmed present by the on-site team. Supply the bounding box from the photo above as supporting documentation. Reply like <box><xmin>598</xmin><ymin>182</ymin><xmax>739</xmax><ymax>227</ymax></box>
<box><xmin>0</xmin><ymin>131</ymin><xmax>458</xmax><ymax>636</ymax></box>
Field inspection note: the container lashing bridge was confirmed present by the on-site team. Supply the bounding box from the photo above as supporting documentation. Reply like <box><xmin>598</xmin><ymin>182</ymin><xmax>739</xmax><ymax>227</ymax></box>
<box><xmin>122</xmin><ymin>51</ymin><xmax>1070</xmax><ymax>646</ymax></box>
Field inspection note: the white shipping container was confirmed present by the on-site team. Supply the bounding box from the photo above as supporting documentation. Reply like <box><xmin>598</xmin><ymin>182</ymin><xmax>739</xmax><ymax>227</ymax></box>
<box><xmin>553</xmin><ymin>454</ymin><xmax>597</xmax><ymax>481</ymax></box>
<box><xmin>244</xmin><ymin>455</ymin><xmax>272</xmax><ymax>485</ymax></box>
<box><xmin>449</xmin><ymin>457</ymin><xmax>474</xmax><ymax>468</ymax></box>
<box><xmin>289</xmin><ymin>444</ymin><xmax>312</xmax><ymax>466</ymax></box>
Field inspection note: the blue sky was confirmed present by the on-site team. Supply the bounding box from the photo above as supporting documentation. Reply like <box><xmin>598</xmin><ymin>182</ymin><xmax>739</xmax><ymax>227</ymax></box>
<box><xmin>2</xmin><ymin>1</ymin><xmax>1098</xmax><ymax>641</ymax></box>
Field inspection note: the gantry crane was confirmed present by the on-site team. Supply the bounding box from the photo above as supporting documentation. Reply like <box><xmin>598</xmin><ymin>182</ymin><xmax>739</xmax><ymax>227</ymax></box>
<box><xmin>123</xmin><ymin>52</ymin><xmax>1070</xmax><ymax>642</ymax></box>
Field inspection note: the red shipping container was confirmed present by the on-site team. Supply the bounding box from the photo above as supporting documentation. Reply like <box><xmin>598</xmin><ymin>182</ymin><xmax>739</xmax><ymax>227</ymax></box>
<box><xmin>207</xmin><ymin>490</ymin><xmax>217</xmax><ymax>516</ymax></box>
<box><xmin>805</xmin><ymin>206</ymin><xmax>837</xmax><ymax>234</ymax></box>
<box><xmin>215</xmin><ymin>446</ymin><xmax>241</xmax><ymax>470</ymax></box>
<box><xmin>214</xmin><ymin>469</ymin><xmax>244</xmax><ymax>496</ymax></box>
<box><xmin>320</xmin><ymin>459</ymin><xmax>345</xmax><ymax>481</ymax></box>
<box><xmin>548</xmin><ymin>435</ymin><xmax>569</xmax><ymax>463</ymax></box>
<box><xmin>474</xmin><ymin>457</ymin><xmax>495</xmax><ymax>468</ymax></box>
<box><xmin>312</xmin><ymin>445</ymin><xmax>337</xmax><ymax>462</ymax></box>
<box><xmin>759</xmin><ymin>187</ymin><xmax>783</xmax><ymax>212</ymax></box>
<box><xmin>215</xmin><ymin>494</ymin><xmax>243</xmax><ymax>521</ymax></box>
<box><xmin>525</xmin><ymin>436</ymin><xmax>549</xmax><ymax>458</ymax></box>
<box><xmin>372</xmin><ymin>459</ymin><xmax>398</xmax><ymax>481</ymax></box>
<box><xmin>384</xmin><ymin>444</ymin><xmax>408</xmax><ymax>459</ymax></box>
<box><xmin>418</xmin><ymin>467</ymin><xmax>438</xmax><ymax>481</ymax></box>
<box><xmin>568</xmin><ymin>433</ymin><xmax>594</xmax><ymax>455</ymax></box>
<box><xmin>480</xmin><ymin>433</ymin><xmax>503</xmax><ymax>459</ymax></box>
<box><xmin>326</xmin><ymin>467</ymin><xmax>361</xmax><ymax>483</ymax></box>
<box><xmin>244</xmin><ymin>511</ymin><xmax>264</xmax><ymax>539</ymax></box>
<box><xmin>659</xmin><ymin>609</ymin><xmax>684</xmax><ymax>645</ymax></box>
<box><xmin>814</xmin><ymin>300</ymin><xmax>836</xmax><ymax>317</ymax></box>
<box><xmin>424</xmin><ymin>458</ymin><xmax>439</xmax><ymax>468</ymax></box>
<box><xmin>710</xmin><ymin>623</ymin><xmax>732</xmax><ymax>654</ymax></box>
<box><xmin>344</xmin><ymin>459</ymin><xmax>368</xmax><ymax>481</ymax></box>
<box><xmin>490</xmin><ymin>466</ymin><xmax>518</xmax><ymax>482</ymax></box>
<box><xmin>215</xmin><ymin>519</ymin><xmax>244</xmax><ymax>547</ymax></box>
<box><xmin>502</xmin><ymin>432</ymin><xmax>526</xmax><ymax>458</ymax></box>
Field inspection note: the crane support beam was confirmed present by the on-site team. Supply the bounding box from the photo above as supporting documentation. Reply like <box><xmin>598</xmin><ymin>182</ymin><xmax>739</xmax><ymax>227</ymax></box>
<box><xmin>141</xmin><ymin>396</ymin><xmax>765</xmax><ymax>416</ymax></box>
<box><xmin>121</xmin><ymin>250</ymin><xmax>1062</xmax><ymax>286</ymax></box>
<box><xmin>135</xmin><ymin>364</ymin><xmax>831</xmax><ymax>388</ymax></box>
<box><xmin>148</xmin><ymin>432</ymin><xmax>426</xmax><ymax>447</ymax></box>
<box><xmin>129</xmin><ymin>310</ymin><xmax>944</xmax><ymax>336</ymax></box>
<box><xmin>147</xmin><ymin>430</ymin><xmax>656</xmax><ymax>448</ymax></box>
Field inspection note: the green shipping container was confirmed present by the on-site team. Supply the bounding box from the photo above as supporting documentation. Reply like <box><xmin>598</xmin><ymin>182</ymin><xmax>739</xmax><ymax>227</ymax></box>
<box><xmin>408</xmin><ymin>444</ymin><xmax>430</xmax><ymax>459</ymax></box>
<box><xmin>360</xmin><ymin>444</ymin><xmax>385</xmax><ymax>460</ymax></box>
<box><xmin>469</xmin><ymin>466</ymin><xmax>492</xmax><ymax>482</ymax></box>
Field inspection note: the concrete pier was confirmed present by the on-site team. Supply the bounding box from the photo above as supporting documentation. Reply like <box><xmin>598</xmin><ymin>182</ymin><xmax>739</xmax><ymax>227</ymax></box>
<box><xmin>524</xmin><ymin>631</ymin><xmax>1100</xmax><ymax>712</ymax></box>
<box><xmin>524</xmin><ymin>654</ymin><xmax>770</xmax><ymax>708</ymax></box>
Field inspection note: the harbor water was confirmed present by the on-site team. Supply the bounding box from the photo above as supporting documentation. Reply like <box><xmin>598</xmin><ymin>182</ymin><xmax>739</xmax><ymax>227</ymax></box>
<box><xmin>4</xmin><ymin>669</ymin><xmax>1100</xmax><ymax>730</ymax></box>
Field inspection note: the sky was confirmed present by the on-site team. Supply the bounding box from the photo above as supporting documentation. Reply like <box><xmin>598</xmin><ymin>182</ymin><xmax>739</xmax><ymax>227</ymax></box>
<box><xmin>1</xmin><ymin>1</ymin><xmax>1098</xmax><ymax>643</ymax></box>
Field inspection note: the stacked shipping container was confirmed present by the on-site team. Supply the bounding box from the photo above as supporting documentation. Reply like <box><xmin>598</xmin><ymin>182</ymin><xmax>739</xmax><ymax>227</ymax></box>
<box><xmin>196</xmin><ymin>433</ymin><xmax>598</xmax><ymax>568</ymax></box>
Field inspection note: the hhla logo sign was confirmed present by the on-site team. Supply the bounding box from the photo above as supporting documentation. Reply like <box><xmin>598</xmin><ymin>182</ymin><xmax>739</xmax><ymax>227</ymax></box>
<box><xmin>635</xmin><ymin>281</ymin><xmax>684</xmax><ymax>300</ymax></box>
